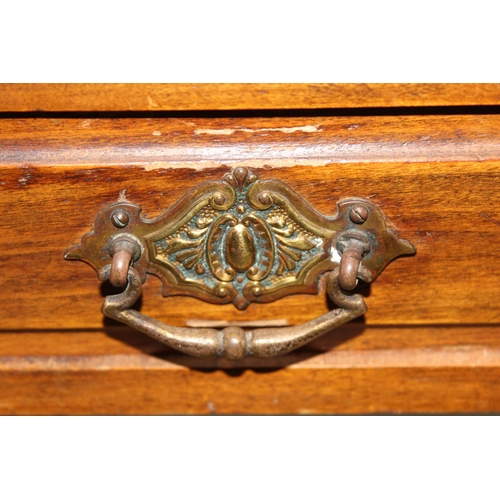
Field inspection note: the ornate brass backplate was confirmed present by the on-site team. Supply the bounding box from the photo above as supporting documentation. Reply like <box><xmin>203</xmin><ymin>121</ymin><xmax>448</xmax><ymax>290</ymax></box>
<box><xmin>65</xmin><ymin>167</ymin><xmax>415</xmax><ymax>359</ymax></box>
<box><xmin>66</xmin><ymin>167</ymin><xmax>414</xmax><ymax>308</ymax></box>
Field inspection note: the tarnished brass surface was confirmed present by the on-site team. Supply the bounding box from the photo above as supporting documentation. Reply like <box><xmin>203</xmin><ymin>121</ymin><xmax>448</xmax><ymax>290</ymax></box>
<box><xmin>65</xmin><ymin>167</ymin><xmax>415</xmax><ymax>359</ymax></box>
<box><xmin>98</xmin><ymin>266</ymin><xmax>367</xmax><ymax>360</ymax></box>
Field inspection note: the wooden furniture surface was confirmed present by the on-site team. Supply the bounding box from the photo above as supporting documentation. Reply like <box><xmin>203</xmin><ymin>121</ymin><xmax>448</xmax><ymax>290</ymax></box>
<box><xmin>1</xmin><ymin>84</ymin><xmax>499</xmax><ymax>414</ymax></box>
<box><xmin>2</xmin><ymin>83</ymin><xmax>500</xmax><ymax>111</ymax></box>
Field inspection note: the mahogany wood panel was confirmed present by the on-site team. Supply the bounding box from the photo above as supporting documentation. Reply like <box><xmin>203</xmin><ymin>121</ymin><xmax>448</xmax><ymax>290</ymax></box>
<box><xmin>1</xmin><ymin>354</ymin><xmax>499</xmax><ymax>415</ymax></box>
<box><xmin>2</xmin><ymin>326</ymin><xmax>499</xmax><ymax>414</ymax></box>
<box><xmin>1</xmin><ymin>116</ymin><xmax>500</xmax><ymax>329</ymax></box>
<box><xmin>2</xmin><ymin>84</ymin><xmax>500</xmax><ymax>112</ymax></box>
<box><xmin>2</xmin><ymin>111</ymin><xmax>500</xmax><ymax>415</ymax></box>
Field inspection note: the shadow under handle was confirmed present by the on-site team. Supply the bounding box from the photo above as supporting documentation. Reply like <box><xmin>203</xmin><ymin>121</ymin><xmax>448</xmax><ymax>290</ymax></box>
<box><xmin>98</xmin><ymin>266</ymin><xmax>366</xmax><ymax>360</ymax></box>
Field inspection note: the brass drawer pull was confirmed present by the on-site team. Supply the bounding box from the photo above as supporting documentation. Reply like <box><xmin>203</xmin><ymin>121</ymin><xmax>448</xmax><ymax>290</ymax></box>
<box><xmin>66</xmin><ymin>167</ymin><xmax>415</xmax><ymax>359</ymax></box>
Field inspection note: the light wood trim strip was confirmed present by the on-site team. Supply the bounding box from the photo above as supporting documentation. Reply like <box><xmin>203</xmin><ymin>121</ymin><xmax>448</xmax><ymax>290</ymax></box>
<box><xmin>2</xmin><ymin>84</ymin><xmax>500</xmax><ymax>112</ymax></box>
<box><xmin>1</xmin><ymin>346</ymin><xmax>499</xmax><ymax>371</ymax></box>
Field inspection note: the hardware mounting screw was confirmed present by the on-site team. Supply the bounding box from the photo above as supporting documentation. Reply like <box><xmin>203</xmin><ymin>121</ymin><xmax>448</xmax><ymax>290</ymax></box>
<box><xmin>111</xmin><ymin>210</ymin><xmax>130</xmax><ymax>228</ymax></box>
<box><xmin>349</xmin><ymin>206</ymin><xmax>369</xmax><ymax>224</ymax></box>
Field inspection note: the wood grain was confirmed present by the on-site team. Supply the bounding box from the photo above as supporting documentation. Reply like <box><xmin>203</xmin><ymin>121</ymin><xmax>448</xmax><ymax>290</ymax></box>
<box><xmin>2</xmin><ymin>115</ymin><xmax>500</xmax><ymax>166</ymax></box>
<box><xmin>2</xmin><ymin>109</ymin><xmax>500</xmax><ymax>415</ymax></box>
<box><xmin>2</xmin><ymin>327</ymin><xmax>500</xmax><ymax>414</ymax></box>
<box><xmin>1</xmin><ymin>116</ymin><xmax>500</xmax><ymax>328</ymax></box>
<box><xmin>2</xmin><ymin>84</ymin><xmax>500</xmax><ymax>112</ymax></box>
<box><xmin>0</xmin><ymin>353</ymin><xmax>499</xmax><ymax>414</ymax></box>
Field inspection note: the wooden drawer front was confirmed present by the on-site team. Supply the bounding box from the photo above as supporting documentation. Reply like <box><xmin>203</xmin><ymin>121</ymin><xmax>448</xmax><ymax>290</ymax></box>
<box><xmin>1</xmin><ymin>114</ymin><xmax>500</xmax><ymax>414</ymax></box>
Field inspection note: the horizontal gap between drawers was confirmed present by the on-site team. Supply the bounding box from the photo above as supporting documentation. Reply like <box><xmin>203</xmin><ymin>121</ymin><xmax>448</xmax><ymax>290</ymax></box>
<box><xmin>2</xmin><ymin>105</ymin><xmax>500</xmax><ymax>119</ymax></box>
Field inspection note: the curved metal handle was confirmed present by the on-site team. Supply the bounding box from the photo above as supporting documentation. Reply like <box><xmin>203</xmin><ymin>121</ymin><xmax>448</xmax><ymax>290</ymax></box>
<box><xmin>98</xmin><ymin>266</ymin><xmax>366</xmax><ymax>360</ymax></box>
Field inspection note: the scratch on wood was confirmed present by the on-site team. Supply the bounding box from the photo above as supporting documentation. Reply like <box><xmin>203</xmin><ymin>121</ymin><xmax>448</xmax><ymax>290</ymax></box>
<box><xmin>147</xmin><ymin>96</ymin><xmax>159</xmax><ymax>110</ymax></box>
<box><xmin>479</xmin><ymin>212</ymin><xmax>500</xmax><ymax>227</ymax></box>
<box><xmin>194</xmin><ymin>125</ymin><xmax>320</xmax><ymax>135</ymax></box>
<box><xmin>142</xmin><ymin>158</ymin><xmax>331</xmax><ymax>171</ymax></box>
<box><xmin>117</xmin><ymin>189</ymin><xmax>128</xmax><ymax>201</ymax></box>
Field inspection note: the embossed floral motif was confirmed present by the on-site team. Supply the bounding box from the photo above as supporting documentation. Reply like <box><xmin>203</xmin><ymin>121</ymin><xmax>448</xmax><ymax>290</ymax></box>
<box><xmin>155</xmin><ymin>206</ymin><xmax>216</xmax><ymax>276</ymax></box>
<box><xmin>266</xmin><ymin>208</ymin><xmax>316</xmax><ymax>275</ymax></box>
<box><xmin>151</xmin><ymin>167</ymin><xmax>326</xmax><ymax>309</ymax></box>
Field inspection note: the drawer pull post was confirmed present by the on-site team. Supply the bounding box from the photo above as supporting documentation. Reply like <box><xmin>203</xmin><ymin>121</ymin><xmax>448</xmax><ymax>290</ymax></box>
<box><xmin>337</xmin><ymin>232</ymin><xmax>370</xmax><ymax>291</ymax></box>
<box><xmin>104</xmin><ymin>235</ymin><xmax>142</xmax><ymax>288</ymax></box>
